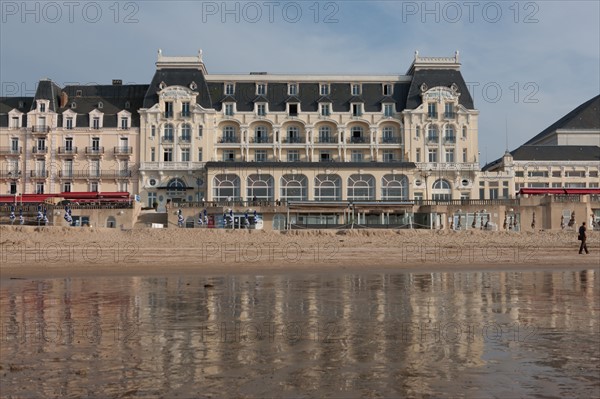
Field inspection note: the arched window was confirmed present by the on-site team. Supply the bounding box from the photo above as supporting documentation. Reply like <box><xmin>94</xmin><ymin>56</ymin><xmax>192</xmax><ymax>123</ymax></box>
<box><xmin>314</xmin><ymin>174</ymin><xmax>341</xmax><ymax>201</ymax></box>
<box><xmin>432</xmin><ymin>179</ymin><xmax>452</xmax><ymax>200</ymax></box>
<box><xmin>280</xmin><ymin>174</ymin><xmax>307</xmax><ymax>201</ymax></box>
<box><xmin>319</xmin><ymin>126</ymin><xmax>332</xmax><ymax>143</ymax></box>
<box><xmin>106</xmin><ymin>216</ymin><xmax>116</xmax><ymax>228</ymax></box>
<box><xmin>382</xmin><ymin>126</ymin><xmax>397</xmax><ymax>143</ymax></box>
<box><xmin>287</xmin><ymin>126</ymin><xmax>300</xmax><ymax>143</ymax></box>
<box><xmin>222</xmin><ymin>126</ymin><xmax>237</xmax><ymax>143</ymax></box>
<box><xmin>167</xmin><ymin>178</ymin><xmax>186</xmax><ymax>190</ymax></box>
<box><xmin>181</xmin><ymin>123</ymin><xmax>191</xmax><ymax>140</ymax></box>
<box><xmin>255</xmin><ymin>126</ymin><xmax>268</xmax><ymax>143</ymax></box>
<box><xmin>350</xmin><ymin>126</ymin><xmax>364</xmax><ymax>143</ymax></box>
<box><xmin>427</xmin><ymin>125</ymin><xmax>438</xmax><ymax>141</ymax></box>
<box><xmin>381</xmin><ymin>174</ymin><xmax>408</xmax><ymax>200</ymax></box>
<box><xmin>347</xmin><ymin>174</ymin><xmax>375</xmax><ymax>200</ymax></box>
<box><xmin>213</xmin><ymin>174</ymin><xmax>240</xmax><ymax>201</ymax></box>
<box><xmin>247</xmin><ymin>174</ymin><xmax>274</xmax><ymax>200</ymax></box>
<box><xmin>164</xmin><ymin>124</ymin><xmax>174</xmax><ymax>140</ymax></box>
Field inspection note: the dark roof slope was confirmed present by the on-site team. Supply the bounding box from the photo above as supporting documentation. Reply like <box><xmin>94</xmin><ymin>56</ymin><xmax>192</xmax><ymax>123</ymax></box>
<box><xmin>525</xmin><ymin>94</ymin><xmax>600</xmax><ymax>145</ymax></box>
<box><xmin>33</xmin><ymin>80</ymin><xmax>62</xmax><ymax>111</ymax></box>
<box><xmin>510</xmin><ymin>145</ymin><xmax>600</xmax><ymax>161</ymax></box>
<box><xmin>406</xmin><ymin>69</ymin><xmax>474</xmax><ymax>110</ymax></box>
<box><xmin>143</xmin><ymin>68</ymin><xmax>212</xmax><ymax>109</ymax></box>
<box><xmin>0</xmin><ymin>97</ymin><xmax>33</xmax><ymax>127</ymax></box>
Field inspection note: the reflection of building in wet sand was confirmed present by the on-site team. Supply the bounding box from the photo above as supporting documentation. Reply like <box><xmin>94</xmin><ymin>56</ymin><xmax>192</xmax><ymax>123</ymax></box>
<box><xmin>1</xmin><ymin>270</ymin><xmax>598</xmax><ymax>396</ymax></box>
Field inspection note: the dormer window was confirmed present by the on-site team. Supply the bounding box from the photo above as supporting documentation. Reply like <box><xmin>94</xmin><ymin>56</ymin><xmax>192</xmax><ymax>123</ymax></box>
<box><xmin>125</xmin><ymin>101</ymin><xmax>130</xmax><ymax>109</ymax></box>
<box><xmin>93</xmin><ymin>117</ymin><xmax>100</xmax><ymax>129</ymax></box>
<box><xmin>190</xmin><ymin>81</ymin><xmax>197</xmax><ymax>90</ymax></box>
<box><xmin>320</xmin><ymin>104</ymin><xmax>330</xmax><ymax>117</ymax></box>
<box><xmin>289</xmin><ymin>84</ymin><xmax>298</xmax><ymax>96</ymax></box>
<box><xmin>383</xmin><ymin>104</ymin><xmax>394</xmax><ymax>117</ymax></box>
<box><xmin>18</xmin><ymin>101</ymin><xmax>24</xmax><ymax>108</ymax></box>
<box><xmin>39</xmin><ymin>103</ymin><xmax>46</xmax><ymax>112</ymax></box>
<box><xmin>71</xmin><ymin>102</ymin><xmax>77</xmax><ymax>109</ymax></box>
<box><xmin>383</xmin><ymin>84</ymin><xmax>393</xmax><ymax>96</ymax></box>
<box><xmin>225</xmin><ymin>83</ymin><xmax>235</xmax><ymax>95</ymax></box>
<box><xmin>224</xmin><ymin>103</ymin><xmax>234</xmax><ymax>116</ymax></box>
<box><xmin>351</xmin><ymin>84</ymin><xmax>361</xmax><ymax>96</ymax></box>
<box><xmin>120</xmin><ymin>117</ymin><xmax>129</xmax><ymax>129</ymax></box>
<box><xmin>117</xmin><ymin>110</ymin><xmax>131</xmax><ymax>130</ymax></box>
<box><xmin>89</xmin><ymin>109</ymin><xmax>103</xmax><ymax>130</ymax></box>
<box><xmin>10</xmin><ymin>116</ymin><xmax>20</xmax><ymax>129</ymax></box>
<box><xmin>351</xmin><ymin>103</ymin><xmax>362</xmax><ymax>117</ymax></box>
<box><xmin>66</xmin><ymin>117</ymin><xmax>74</xmax><ymax>130</ymax></box>
<box><xmin>256</xmin><ymin>83</ymin><xmax>266</xmax><ymax>95</ymax></box>
<box><xmin>288</xmin><ymin>103</ymin><xmax>298</xmax><ymax>117</ymax></box>
<box><xmin>257</xmin><ymin>103</ymin><xmax>267</xmax><ymax>116</ymax></box>
<box><xmin>8</xmin><ymin>110</ymin><xmax>23</xmax><ymax>129</ymax></box>
<box><xmin>320</xmin><ymin>84</ymin><xmax>330</xmax><ymax>95</ymax></box>
<box><xmin>76</xmin><ymin>90</ymin><xmax>82</xmax><ymax>97</ymax></box>
<box><xmin>98</xmin><ymin>102</ymin><xmax>103</xmax><ymax>109</ymax></box>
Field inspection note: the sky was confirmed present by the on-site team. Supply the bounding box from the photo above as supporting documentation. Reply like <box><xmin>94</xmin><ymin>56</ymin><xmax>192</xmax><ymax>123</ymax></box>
<box><xmin>1</xmin><ymin>0</ymin><xmax>599</xmax><ymax>164</ymax></box>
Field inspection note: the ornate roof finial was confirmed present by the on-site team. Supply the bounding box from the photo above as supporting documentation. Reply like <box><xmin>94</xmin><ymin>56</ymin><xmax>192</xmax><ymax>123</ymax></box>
<box><xmin>455</xmin><ymin>50</ymin><xmax>459</xmax><ymax>62</ymax></box>
<box><xmin>198</xmin><ymin>49</ymin><xmax>203</xmax><ymax>61</ymax></box>
<box><xmin>415</xmin><ymin>50</ymin><xmax>419</xmax><ymax>60</ymax></box>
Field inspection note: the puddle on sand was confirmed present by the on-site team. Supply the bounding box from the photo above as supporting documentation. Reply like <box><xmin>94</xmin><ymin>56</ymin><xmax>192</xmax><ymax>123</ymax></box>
<box><xmin>1</xmin><ymin>270</ymin><xmax>599</xmax><ymax>398</ymax></box>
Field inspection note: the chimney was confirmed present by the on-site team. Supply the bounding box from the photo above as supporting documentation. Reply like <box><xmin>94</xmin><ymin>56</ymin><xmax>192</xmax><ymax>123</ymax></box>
<box><xmin>59</xmin><ymin>92</ymin><xmax>69</xmax><ymax>108</ymax></box>
<box><xmin>112</xmin><ymin>79</ymin><xmax>123</xmax><ymax>86</ymax></box>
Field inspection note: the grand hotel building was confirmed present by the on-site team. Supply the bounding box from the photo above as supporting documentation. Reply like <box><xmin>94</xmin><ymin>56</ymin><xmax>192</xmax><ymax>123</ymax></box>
<box><xmin>1</xmin><ymin>50</ymin><xmax>597</xmax><ymax>213</ymax></box>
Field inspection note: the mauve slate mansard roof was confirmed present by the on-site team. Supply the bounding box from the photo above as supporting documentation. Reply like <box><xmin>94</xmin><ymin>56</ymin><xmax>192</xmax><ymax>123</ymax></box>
<box><xmin>1</xmin><ymin>64</ymin><xmax>474</xmax><ymax>127</ymax></box>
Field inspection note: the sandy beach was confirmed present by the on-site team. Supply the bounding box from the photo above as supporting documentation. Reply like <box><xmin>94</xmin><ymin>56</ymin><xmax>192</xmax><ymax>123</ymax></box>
<box><xmin>1</xmin><ymin>225</ymin><xmax>598</xmax><ymax>278</ymax></box>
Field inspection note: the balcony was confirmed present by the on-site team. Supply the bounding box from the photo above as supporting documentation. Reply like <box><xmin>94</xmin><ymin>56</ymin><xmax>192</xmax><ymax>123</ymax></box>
<box><xmin>180</xmin><ymin>112</ymin><xmax>191</xmax><ymax>118</ymax></box>
<box><xmin>85</xmin><ymin>146</ymin><xmax>104</xmax><ymax>155</ymax></box>
<box><xmin>415</xmin><ymin>162</ymin><xmax>480</xmax><ymax>171</ymax></box>
<box><xmin>219</xmin><ymin>136</ymin><xmax>239</xmax><ymax>144</ymax></box>
<box><xmin>0</xmin><ymin>170</ymin><xmax>21</xmax><ymax>179</ymax></box>
<box><xmin>0</xmin><ymin>147</ymin><xmax>22</xmax><ymax>156</ymax></box>
<box><xmin>59</xmin><ymin>170</ymin><xmax>132</xmax><ymax>179</ymax></box>
<box><xmin>140</xmin><ymin>162</ymin><xmax>205</xmax><ymax>170</ymax></box>
<box><xmin>162</xmin><ymin>135</ymin><xmax>174</xmax><ymax>143</ymax></box>
<box><xmin>164</xmin><ymin>111</ymin><xmax>173</xmax><ymax>118</ymax></box>
<box><xmin>32</xmin><ymin>147</ymin><xmax>48</xmax><ymax>155</ymax></box>
<box><xmin>427</xmin><ymin>112</ymin><xmax>438</xmax><ymax>119</ymax></box>
<box><xmin>179</xmin><ymin>135</ymin><xmax>192</xmax><ymax>143</ymax></box>
<box><xmin>282</xmin><ymin>136</ymin><xmax>304</xmax><ymax>144</ymax></box>
<box><xmin>426</xmin><ymin>136</ymin><xmax>439</xmax><ymax>144</ymax></box>
<box><xmin>349</xmin><ymin>136</ymin><xmax>367</xmax><ymax>144</ymax></box>
<box><xmin>31</xmin><ymin>126</ymin><xmax>50</xmax><ymax>134</ymax></box>
<box><xmin>30</xmin><ymin>170</ymin><xmax>49</xmax><ymax>178</ymax></box>
<box><xmin>251</xmin><ymin>136</ymin><xmax>271</xmax><ymax>144</ymax></box>
<box><xmin>381</xmin><ymin>136</ymin><xmax>401</xmax><ymax>144</ymax></box>
<box><xmin>444</xmin><ymin>136</ymin><xmax>456</xmax><ymax>144</ymax></box>
<box><xmin>114</xmin><ymin>146</ymin><xmax>133</xmax><ymax>155</ymax></box>
<box><xmin>317</xmin><ymin>137</ymin><xmax>337</xmax><ymax>144</ymax></box>
<box><xmin>58</xmin><ymin>147</ymin><xmax>78</xmax><ymax>155</ymax></box>
<box><xmin>444</xmin><ymin>112</ymin><xmax>456</xmax><ymax>119</ymax></box>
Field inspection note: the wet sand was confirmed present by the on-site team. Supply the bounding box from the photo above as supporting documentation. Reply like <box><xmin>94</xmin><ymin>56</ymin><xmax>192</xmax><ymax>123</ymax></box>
<box><xmin>1</xmin><ymin>225</ymin><xmax>598</xmax><ymax>279</ymax></box>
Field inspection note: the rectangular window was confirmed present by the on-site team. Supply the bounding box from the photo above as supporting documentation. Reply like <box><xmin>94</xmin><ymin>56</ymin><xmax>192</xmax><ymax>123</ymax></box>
<box><xmin>289</xmin><ymin>84</ymin><xmax>298</xmax><ymax>95</ymax></box>
<box><xmin>351</xmin><ymin>84</ymin><xmax>361</xmax><ymax>95</ymax></box>
<box><xmin>151</xmin><ymin>125</ymin><xmax>156</xmax><ymax>137</ymax></box>
<box><xmin>528</xmin><ymin>171</ymin><xmax>549</xmax><ymax>177</ymax></box>
<box><xmin>165</xmin><ymin>102</ymin><xmax>173</xmax><ymax>118</ymax></box>
<box><xmin>181</xmin><ymin>148</ymin><xmax>190</xmax><ymax>162</ymax></box>
<box><xmin>462</xmin><ymin>148</ymin><xmax>467</xmax><ymax>163</ymax></box>
<box><xmin>479</xmin><ymin>188</ymin><xmax>485</xmax><ymax>199</ymax></box>
<box><xmin>288</xmin><ymin>150</ymin><xmax>300</xmax><ymax>162</ymax></box>
<box><xmin>11</xmin><ymin>138</ymin><xmax>19</xmax><ymax>152</ymax></box>
<box><xmin>383</xmin><ymin>84</ymin><xmax>392</xmax><ymax>96</ymax></box>
<box><xmin>351</xmin><ymin>150</ymin><xmax>363</xmax><ymax>162</ymax></box>
<box><xmin>120</xmin><ymin>117</ymin><xmax>128</xmax><ymax>129</ymax></box>
<box><xmin>257</xmin><ymin>104</ymin><xmax>266</xmax><ymax>116</ymax></box>
<box><xmin>515</xmin><ymin>171</ymin><xmax>524</xmax><ymax>177</ymax></box>
<box><xmin>63</xmin><ymin>182</ymin><xmax>71</xmax><ymax>193</ymax></box>
<box><xmin>225</xmin><ymin>104</ymin><xmax>234</xmax><ymax>116</ymax></box>
<box><xmin>428</xmin><ymin>149</ymin><xmax>437</xmax><ymax>163</ymax></box>
<box><xmin>92</xmin><ymin>137</ymin><xmax>100</xmax><ymax>150</ymax></box>
<box><xmin>151</xmin><ymin>147</ymin><xmax>155</xmax><ymax>162</ymax></box>
<box><xmin>64</xmin><ymin>138</ymin><xmax>73</xmax><ymax>152</ymax></box>
<box><xmin>257</xmin><ymin>84</ymin><xmax>266</xmax><ymax>95</ymax></box>
<box><xmin>503</xmin><ymin>188</ymin><xmax>509</xmax><ymax>198</ymax></box>
<box><xmin>445</xmin><ymin>149</ymin><xmax>454</xmax><ymax>163</ymax></box>
<box><xmin>10</xmin><ymin>116</ymin><xmax>19</xmax><ymax>128</ymax></box>
<box><xmin>198</xmin><ymin>148</ymin><xmax>203</xmax><ymax>162</ymax></box>
<box><xmin>223</xmin><ymin>150</ymin><xmax>235</xmax><ymax>161</ymax></box>
<box><xmin>10</xmin><ymin>182</ymin><xmax>17</xmax><ymax>195</ymax></box>
<box><xmin>90</xmin><ymin>182</ymin><xmax>98</xmax><ymax>192</ymax></box>
<box><xmin>444</xmin><ymin>103</ymin><xmax>454</xmax><ymax>118</ymax></box>
<box><xmin>255</xmin><ymin>150</ymin><xmax>267</xmax><ymax>162</ymax></box>
<box><xmin>589</xmin><ymin>171</ymin><xmax>598</xmax><ymax>177</ymax></box>
<box><xmin>414</xmin><ymin>192</ymin><xmax>423</xmax><ymax>201</ymax></box>
<box><xmin>352</xmin><ymin>104</ymin><xmax>362</xmax><ymax>117</ymax></box>
<box><xmin>428</xmin><ymin>103</ymin><xmax>437</xmax><ymax>118</ymax></box>
<box><xmin>321</xmin><ymin>104</ymin><xmax>330</xmax><ymax>116</ymax></box>
<box><xmin>66</xmin><ymin>117</ymin><xmax>73</xmax><ymax>130</ymax></box>
<box><xmin>36</xmin><ymin>183</ymin><xmax>44</xmax><ymax>194</ymax></box>
<box><xmin>382</xmin><ymin>150</ymin><xmax>394</xmax><ymax>162</ymax></box>
<box><xmin>182</xmin><ymin>102</ymin><xmax>190</xmax><ymax>117</ymax></box>
<box><xmin>320</xmin><ymin>151</ymin><xmax>331</xmax><ymax>162</ymax></box>
<box><xmin>289</xmin><ymin>104</ymin><xmax>298</xmax><ymax>116</ymax></box>
<box><xmin>225</xmin><ymin>84</ymin><xmax>234</xmax><ymax>95</ymax></box>
<box><xmin>565</xmin><ymin>171</ymin><xmax>585</xmax><ymax>177</ymax></box>
<box><xmin>416</xmin><ymin>148</ymin><xmax>421</xmax><ymax>163</ymax></box>
<box><xmin>552</xmin><ymin>171</ymin><xmax>561</xmax><ymax>178</ymax></box>
<box><xmin>92</xmin><ymin>117</ymin><xmax>100</xmax><ymax>129</ymax></box>
<box><xmin>39</xmin><ymin>103</ymin><xmax>46</xmax><ymax>112</ymax></box>
<box><xmin>489</xmin><ymin>188</ymin><xmax>499</xmax><ymax>199</ymax></box>
<box><xmin>320</xmin><ymin>84</ymin><xmax>329</xmax><ymax>95</ymax></box>
<box><xmin>198</xmin><ymin>126</ymin><xmax>203</xmax><ymax>137</ymax></box>
<box><xmin>383</xmin><ymin>104</ymin><xmax>394</xmax><ymax>117</ymax></box>
<box><xmin>163</xmin><ymin>148</ymin><xmax>173</xmax><ymax>162</ymax></box>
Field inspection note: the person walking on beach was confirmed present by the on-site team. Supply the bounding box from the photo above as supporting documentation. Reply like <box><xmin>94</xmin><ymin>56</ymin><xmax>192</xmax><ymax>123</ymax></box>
<box><xmin>578</xmin><ymin>222</ymin><xmax>590</xmax><ymax>254</ymax></box>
